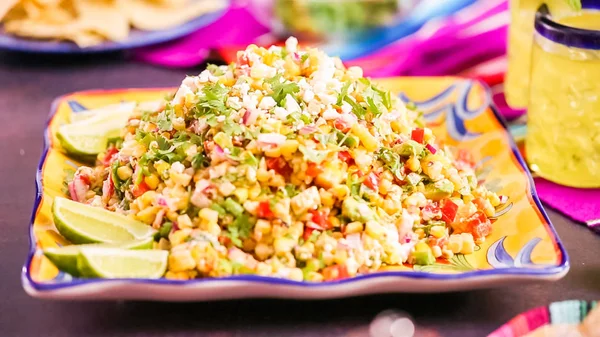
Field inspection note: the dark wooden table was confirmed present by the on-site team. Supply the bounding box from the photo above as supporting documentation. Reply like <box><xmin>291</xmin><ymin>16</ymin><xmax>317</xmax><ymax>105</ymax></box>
<box><xmin>1</xmin><ymin>51</ymin><xmax>599</xmax><ymax>337</ymax></box>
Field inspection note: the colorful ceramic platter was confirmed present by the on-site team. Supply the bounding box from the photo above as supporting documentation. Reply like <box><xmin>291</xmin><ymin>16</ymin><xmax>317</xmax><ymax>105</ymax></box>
<box><xmin>22</xmin><ymin>77</ymin><xmax>568</xmax><ymax>301</ymax></box>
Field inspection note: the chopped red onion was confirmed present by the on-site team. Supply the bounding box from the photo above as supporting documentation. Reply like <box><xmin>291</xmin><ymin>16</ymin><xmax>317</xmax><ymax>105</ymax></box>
<box><xmin>426</xmin><ymin>143</ymin><xmax>437</xmax><ymax>154</ymax></box>
<box><xmin>243</xmin><ymin>108</ymin><xmax>259</xmax><ymax>125</ymax></box>
<box><xmin>299</xmin><ymin>125</ymin><xmax>318</xmax><ymax>135</ymax></box>
<box><xmin>345</xmin><ymin>233</ymin><xmax>362</xmax><ymax>249</ymax></box>
<box><xmin>257</xmin><ymin>133</ymin><xmax>286</xmax><ymax>146</ymax></box>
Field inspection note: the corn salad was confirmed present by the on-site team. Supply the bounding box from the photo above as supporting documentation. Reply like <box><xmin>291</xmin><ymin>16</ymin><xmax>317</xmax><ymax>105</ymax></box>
<box><xmin>67</xmin><ymin>38</ymin><xmax>505</xmax><ymax>281</ymax></box>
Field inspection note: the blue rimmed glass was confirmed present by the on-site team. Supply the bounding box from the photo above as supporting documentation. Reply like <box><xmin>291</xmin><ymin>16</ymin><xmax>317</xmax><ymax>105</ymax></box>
<box><xmin>525</xmin><ymin>2</ymin><xmax>600</xmax><ymax>188</ymax></box>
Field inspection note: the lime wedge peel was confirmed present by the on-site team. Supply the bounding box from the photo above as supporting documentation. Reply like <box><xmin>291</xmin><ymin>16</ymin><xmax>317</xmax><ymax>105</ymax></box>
<box><xmin>52</xmin><ymin>197</ymin><xmax>156</xmax><ymax>245</ymax></box>
<box><xmin>69</xmin><ymin>102</ymin><xmax>136</xmax><ymax>123</ymax></box>
<box><xmin>77</xmin><ymin>247</ymin><xmax>168</xmax><ymax>279</ymax></box>
<box><xmin>43</xmin><ymin>237</ymin><xmax>154</xmax><ymax>277</ymax></box>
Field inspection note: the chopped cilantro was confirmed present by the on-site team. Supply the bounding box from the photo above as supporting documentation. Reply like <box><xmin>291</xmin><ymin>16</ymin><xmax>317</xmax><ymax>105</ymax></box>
<box><xmin>301</xmin><ymin>53</ymin><xmax>309</xmax><ymax>63</ymax></box>
<box><xmin>191</xmin><ymin>152</ymin><xmax>209</xmax><ymax>169</ymax></box>
<box><xmin>222</xmin><ymin>119</ymin><xmax>244</xmax><ymax>136</ymax></box>
<box><xmin>343</xmin><ymin>96</ymin><xmax>366</xmax><ymax>119</ymax></box>
<box><xmin>266</xmin><ymin>74</ymin><xmax>300</xmax><ymax>105</ymax></box>
<box><xmin>314</xmin><ymin>133</ymin><xmax>336</xmax><ymax>147</ymax></box>
<box><xmin>377</xmin><ymin>148</ymin><xmax>403</xmax><ymax>179</ymax></box>
<box><xmin>337</xmin><ymin>81</ymin><xmax>352</xmax><ymax>105</ymax></box>
<box><xmin>207</xmin><ymin>64</ymin><xmax>225</xmax><ymax>76</ymax></box>
<box><xmin>299</xmin><ymin>145</ymin><xmax>329</xmax><ymax>163</ymax></box>
<box><xmin>284</xmin><ymin>184</ymin><xmax>299</xmax><ymax>198</ymax></box>
<box><xmin>243</xmin><ymin>152</ymin><xmax>260</xmax><ymax>168</ymax></box>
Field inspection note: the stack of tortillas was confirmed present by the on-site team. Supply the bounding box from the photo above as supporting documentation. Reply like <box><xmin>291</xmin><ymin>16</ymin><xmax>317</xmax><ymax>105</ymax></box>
<box><xmin>0</xmin><ymin>0</ymin><xmax>226</xmax><ymax>47</ymax></box>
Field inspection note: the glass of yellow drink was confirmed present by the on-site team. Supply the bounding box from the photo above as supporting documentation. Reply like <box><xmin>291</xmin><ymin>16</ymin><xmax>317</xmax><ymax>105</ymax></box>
<box><xmin>505</xmin><ymin>0</ymin><xmax>573</xmax><ymax>109</ymax></box>
<box><xmin>526</xmin><ymin>3</ymin><xmax>600</xmax><ymax>187</ymax></box>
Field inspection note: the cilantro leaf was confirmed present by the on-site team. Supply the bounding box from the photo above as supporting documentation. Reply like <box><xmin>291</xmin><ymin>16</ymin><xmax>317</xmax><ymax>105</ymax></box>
<box><xmin>343</xmin><ymin>96</ymin><xmax>366</xmax><ymax>119</ymax></box>
<box><xmin>222</xmin><ymin>119</ymin><xmax>243</xmax><ymax>136</ymax></box>
<box><xmin>337</xmin><ymin>81</ymin><xmax>352</xmax><ymax>105</ymax></box>
<box><xmin>266</xmin><ymin>74</ymin><xmax>300</xmax><ymax>105</ymax></box>
<box><xmin>299</xmin><ymin>145</ymin><xmax>329</xmax><ymax>163</ymax></box>
<box><xmin>191</xmin><ymin>152</ymin><xmax>209</xmax><ymax>169</ymax></box>
<box><xmin>314</xmin><ymin>133</ymin><xmax>336</xmax><ymax>147</ymax></box>
<box><xmin>243</xmin><ymin>152</ymin><xmax>259</xmax><ymax>168</ymax></box>
<box><xmin>377</xmin><ymin>148</ymin><xmax>403</xmax><ymax>179</ymax></box>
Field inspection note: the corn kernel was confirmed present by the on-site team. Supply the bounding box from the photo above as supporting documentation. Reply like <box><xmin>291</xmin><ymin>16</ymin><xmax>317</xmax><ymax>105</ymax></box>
<box><xmin>199</xmin><ymin>208</ymin><xmax>219</xmax><ymax>224</ymax></box>
<box><xmin>274</xmin><ymin>237</ymin><xmax>296</xmax><ymax>254</ymax></box>
<box><xmin>257</xmin><ymin>168</ymin><xmax>270</xmax><ymax>182</ymax></box>
<box><xmin>319</xmin><ymin>189</ymin><xmax>334</xmax><ymax>208</ymax></box>
<box><xmin>233</xmin><ymin>188</ymin><xmax>249</xmax><ymax>203</ymax></box>
<box><xmin>432</xmin><ymin>245</ymin><xmax>442</xmax><ymax>258</ymax></box>
<box><xmin>415</xmin><ymin>228</ymin><xmax>425</xmax><ymax>239</ymax></box>
<box><xmin>379</xmin><ymin>179</ymin><xmax>392</xmax><ymax>195</ymax></box>
<box><xmin>365</xmin><ymin>220</ymin><xmax>385</xmax><ymax>238</ymax></box>
<box><xmin>177</xmin><ymin>214</ymin><xmax>193</xmax><ymax>228</ymax></box>
<box><xmin>414</xmin><ymin>241</ymin><xmax>431</xmax><ymax>252</ymax></box>
<box><xmin>144</xmin><ymin>174</ymin><xmax>160</xmax><ymax>190</ymax></box>
<box><xmin>140</xmin><ymin>191</ymin><xmax>157</xmax><ymax>206</ymax></box>
<box><xmin>448</xmin><ymin>235</ymin><xmax>463</xmax><ymax>253</ymax></box>
<box><xmin>288</xmin><ymin>268</ymin><xmax>304</xmax><ymax>281</ymax></box>
<box><xmin>382</xmin><ymin>199</ymin><xmax>401</xmax><ymax>215</ymax></box>
<box><xmin>430</xmin><ymin>226</ymin><xmax>446</xmax><ymax>239</ymax></box>
<box><xmin>136</xmin><ymin>206</ymin><xmax>158</xmax><ymax>224</ymax></box>
<box><xmin>280</xmin><ymin>139</ymin><xmax>299</xmax><ymax>157</ymax></box>
<box><xmin>345</xmin><ymin>221</ymin><xmax>364</xmax><ymax>234</ymax></box>
<box><xmin>487</xmin><ymin>192</ymin><xmax>501</xmax><ymax>207</ymax></box>
<box><xmin>460</xmin><ymin>233</ymin><xmax>475</xmax><ymax>254</ymax></box>
<box><xmin>305</xmin><ymin>271</ymin><xmax>324</xmax><ymax>282</ymax></box>
<box><xmin>264</xmin><ymin>147</ymin><xmax>282</xmax><ymax>158</ymax></box>
<box><xmin>249</xmin><ymin>183</ymin><xmax>261</xmax><ymax>199</ymax></box>
<box><xmin>334</xmin><ymin>250</ymin><xmax>348</xmax><ymax>265</ymax></box>
<box><xmin>117</xmin><ymin>166</ymin><xmax>133</xmax><ymax>180</ymax></box>
<box><xmin>406</xmin><ymin>156</ymin><xmax>421</xmax><ymax>172</ymax></box>
<box><xmin>205</xmin><ymin>222</ymin><xmax>221</xmax><ymax>236</ymax></box>
<box><xmin>331</xmin><ymin>185</ymin><xmax>349</xmax><ymax>199</ymax></box>
<box><xmin>168</xmin><ymin>228</ymin><xmax>192</xmax><ymax>246</ymax></box>
<box><xmin>351</xmin><ymin>124</ymin><xmax>379</xmax><ymax>152</ymax></box>
<box><xmin>168</xmin><ymin>248</ymin><xmax>196</xmax><ymax>272</ymax></box>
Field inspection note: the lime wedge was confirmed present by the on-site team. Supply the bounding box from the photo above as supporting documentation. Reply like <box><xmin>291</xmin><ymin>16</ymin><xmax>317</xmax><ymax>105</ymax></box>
<box><xmin>70</xmin><ymin>102</ymin><xmax>136</xmax><ymax>123</ymax></box>
<box><xmin>77</xmin><ymin>247</ymin><xmax>168</xmax><ymax>279</ymax></box>
<box><xmin>57</xmin><ymin>103</ymin><xmax>132</xmax><ymax>158</ymax></box>
<box><xmin>43</xmin><ymin>237</ymin><xmax>154</xmax><ymax>276</ymax></box>
<box><xmin>52</xmin><ymin>197</ymin><xmax>156</xmax><ymax>245</ymax></box>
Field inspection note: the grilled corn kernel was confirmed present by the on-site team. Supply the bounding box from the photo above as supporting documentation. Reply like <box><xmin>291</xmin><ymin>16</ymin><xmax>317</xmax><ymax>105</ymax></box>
<box><xmin>460</xmin><ymin>233</ymin><xmax>475</xmax><ymax>254</ymax></box>
<box><xmin>218</xmin><ymin>181</ymin><xmax>236</xmax><ymax>197</ymax></box>
<box><xmin>169</xmin><ymin>228</ymin><xmax>192</xmax><ymax>246</ymax></box>
<box><xmin>448</xmin><ymin>234</ymin><xmax>463</xmax><ymax>253</ymax></box>
<box><xmin>321</xmin><ymin>251</ymin><xmax>334</xmax><ymax>266</ymax></box>
<box><xmin>249</xmin><ymin>183</ymin><xmax>261</xmax><ymax>199</ymax></box>
<box><xmin>431</xmin><ymin>245</ymin><xmax>442</xmax><ymax>258</ymax></box>
<box><xmin>294</xmin><ymin>242</ymin><xmax>315</xmax><ymax>261</ymax></box>
<box><xmin>205</xmin><ymin>222</ymin><xmax>221</xmax><ymax>236</ymax></box>
<box><xmin>406</xmin><ymin>156</ymin><xmax>421</xmax><ymax>172</ymax></box>
<box><xmin>415</xmin><ymin>228</ymin><xmax>425</xmax><ymax>239</ymax></box>
<box><xmin>487</xmin><ymin>192</ymin><xmax>501</xmax><ymax>207</ymax></box>
<box><xmin>144</xmin><ymin>174</ymin><xmax>160</xmax><ymax>190</ymax></box>
<box><xmin>331</xmin><ymin>184</ymin><xmax>349</xmax><ymax>199</ymax></box>
<box><xmin>482</xmin><ymin>199</ymin><xmax>495</xmax><ymax>217</ymax></box>
<box><xmin>116</xmin><ymin>166</ymin><xmax>133</xmax><ymax>180</ymax></box>
<box><xmin>305</xmin><ymin>271</ymin><xmax>324</xmax><ymax>282</ymax></box>
<box><xmin>136</xmin><ymin>206</ymin><xmax>158</xmax><ymax>225</ymax></box>
<box><xmin>319</xmin><ymin>189</ymin><xmax>334</xmax><ymax>208</ymax></box>
<box><xmin>379</xmin><ymin>179</ymin><xmax>392</xmax><ymax>195</ymax></box>
<box><xmin>177</xmin><ymin>214</ymin><xmax>193</xmax><ymax>228</ymax></box>
<box><xmin>140</xmin><ymin>191</ymin><xmax>157</xmax><ymax>206</ymax></box>
<box><xmin>430</xmin><ymin>226</ymin><xmax>446</xmax><ymax>239</ymax></box>
<box><xmin>423</xmin><ymin>128</ymin><xmax>433</xmax><ymax>142</ymax></box>
<box><xmin>365</xmin><ymin>220</ymin><xmax>385</xmax><ymax>238</ymax></box>
<box><xmin>345</xmin><ymin>221</ymin><xmax>364</xmax><ymax>234</ymax></box>
<box><xmin>274</xmin><ymin>237</ymin><xmax>296</xmax><ymax>254</ymax></box>
<box><xmin>199</xmin><ymin>208</ymin><xmax>219</xmax><ymax>224</ymax></box>
<box><xmin>168</xmin><ymin>248</ymin><xmax>196</xmax><ymax>272</ymax></box>
<box><xmin>264</xmin><ymin>147</ymin><xmax>282</xmax><ymax>158</ymax></box>
<box><xmin>414</xmin><ymin>241</ymin><xmax>431</xmax><ymax>252</ymax></box>
<box><xmin>233</xmin><ymin>188</ymin><xmax>248</xmax><ymax>203</ymax></box>
<box><xmin>288</xmin><ymin>268</ymin><xmax>304</xmax><ymax>281</ymax></box>
<box><xmin>257</xmin><ymin>168</ymin><xmax>270</xmax><ymax>182</ymax></box>
<box><xmin>382</xmin><ymin>199</ymin><xmax>401</xmax><ymax>215</ymax></box>
<box><xmin>334</xmin><ymin>250</ymin><xmax>348</xmax><ymax>265</ymax></box>
<box><xmin>280</xmin><ymin>139</ymin><xmax>299</xmax><ymax>157</ymax></box>
<box><xmin>351</xmin><ymin>124</ymin><xmax>379</xmax><ymax>152</ymax></box>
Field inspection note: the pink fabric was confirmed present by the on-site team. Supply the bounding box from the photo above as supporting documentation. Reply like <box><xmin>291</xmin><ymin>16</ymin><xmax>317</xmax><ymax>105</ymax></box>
<box><xmin>134</xmin><ymin>6</ymin><xmax>269</xmax><ymax>68</ymax></box>
<box><xmin>533</xmin><ymin>178</ymin><xmax>600</xmax><ymax>233</ymax></box>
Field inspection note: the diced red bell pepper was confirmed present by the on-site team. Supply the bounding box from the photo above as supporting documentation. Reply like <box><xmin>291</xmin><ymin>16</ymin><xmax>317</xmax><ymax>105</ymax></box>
<box><xmin>334</xmin><ymin>118</ymin><xmax>351</xmax><ymax>133</ymax></box>
<box><xmin>310</xmin><ymin>210</ymin><xmax>331</xmax><ymax>230</ymax></box>
<box><xmin>218</xmin><ymin>235</ymin><xmax>232</xmax><ymax>246</ymax></box>
<box><xmin>363</xmin><ymin>172</ymin><xmax>380</xmax><ymax>192</ymax></box>
<box><xmin>257</xmin><ymin>201</ymin><xmax>275</xmax><ymax>219</ymax></box>
<box><xmin>411</xmin><ymin>128</ymin><xmax>424</xmax><ymax>144</ymax></box>
<box><xmin>441</xmin><ymin>199</ymin><xmax>459</xmax><ymax>224</ymax></box>
<box><xmin>132</xmin><ymin>180</ymin><xmax>150</xmax><ymax>198</ymax></box>
<box><xmin>337</xmin><ymin>150</ymin><xmax>354</xmax><ymax>165</ymax></box>
<box><xmin>466</xmin><ymin>211</ymin><xmax>492</xmax><ymax>239</ymax></box>
<box><xmin>102</xmin><ymin>147</ymin><xmax>119</xmax><ymax>167</ymax></box>
<box><xmin>322</xmin><ymin>265</ymin><xmax>350</xmax><ymax>281</ymax></box>
<box><xmin>266</xmin><ymin>157</ymin><xmax>292</xmax><ymax>177</ymax></box>
<box><xmin>306</xmin><ymin>162</ymin><xmax>322</xmax><ymax>177</ymax></box>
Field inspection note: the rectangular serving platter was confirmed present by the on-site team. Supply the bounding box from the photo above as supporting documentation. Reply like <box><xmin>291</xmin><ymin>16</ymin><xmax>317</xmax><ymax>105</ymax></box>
<box><xmin>23</xmin><ymin>77</ymin><xmax>568</xmax><ymax>301</ymax></box>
